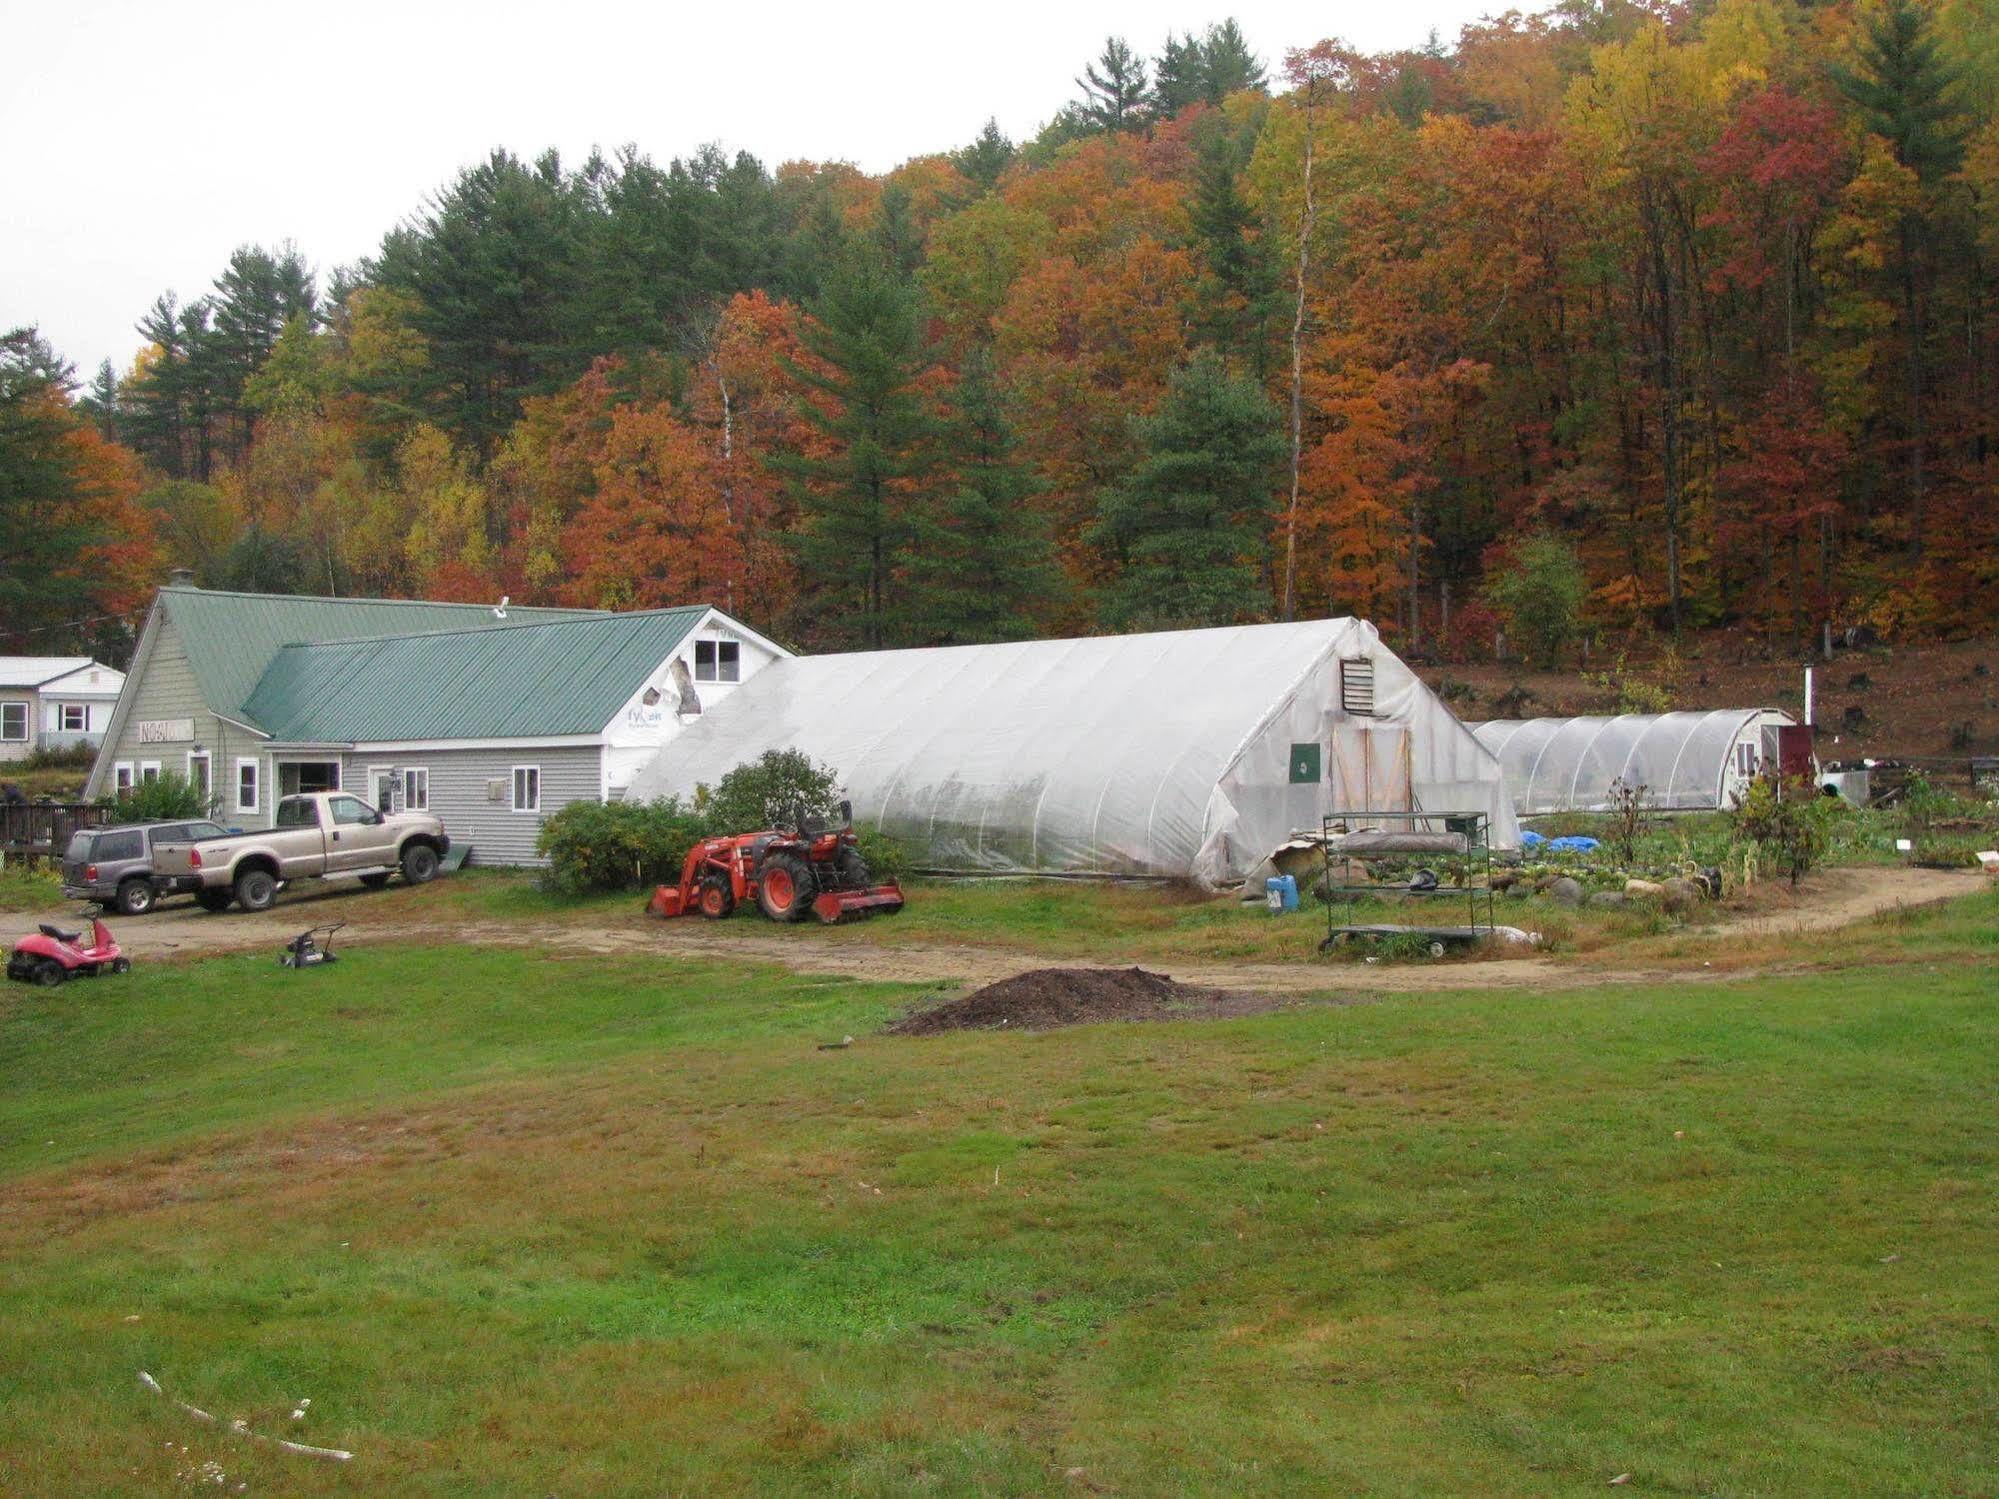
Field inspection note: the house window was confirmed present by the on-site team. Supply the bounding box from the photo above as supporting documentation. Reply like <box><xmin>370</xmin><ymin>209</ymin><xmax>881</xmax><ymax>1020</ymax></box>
<box><xmin>0</xmin><ymin>703</ymin><xmax>24</xmax><ymax>741</ymax></box>
<box><xmin>139</xmin><ymin>760</ymin><xmax>161</xmax><ymax>784</ymax></box>
<box><xmin>512</xmin><ymin>765</ymin><xmax>540</xmax><ymax>813</ymax></box>
<box><xmin>1340</xmin><ymin>657</ymin><xmax>1376</xmax><ymax>717</ymax></box>
<box><xmin>278</xmin><ymin>761</ymin><xmax>340</xmax><ymax>796</ymax></box>
<box><xmin>61</xmin><ymin>703</ymin><xmax>88</xmax><ymax>732</ymax></box>
<box><xmin>403</xmin><ymin>767</ymin><xmax>429</xmax><ymax>811</ymax></box>
<box><xmin>187</xmin><ymin>750</ymin><xmax>211</xmax><ymax>804</ymax></box>
<box><xmin>114</xmin><ymin>761</ymin><xmax>135</xmax><ymax>792</ymax></box>
<box><xmin>694</xmin><ymin>639</ymin><xmax>740</xmax><ymax>683</ymax></box>
<box><xmin>236</xmin><ymin>758</ymin><xmax>260</xmax><ymax>814</ymax></box>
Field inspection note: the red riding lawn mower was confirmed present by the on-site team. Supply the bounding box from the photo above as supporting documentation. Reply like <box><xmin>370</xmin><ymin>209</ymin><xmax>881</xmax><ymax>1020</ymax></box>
<box><xmin>647</xmin><ymin>800</ymin><xmax>905</xmax><ymax>926</ymax></box>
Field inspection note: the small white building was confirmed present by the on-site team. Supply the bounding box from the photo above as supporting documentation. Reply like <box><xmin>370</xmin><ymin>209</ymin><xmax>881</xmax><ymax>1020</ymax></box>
<box><xmin>1466</xmin><ymin>709</ymin><xmax>1802</xmax><ymax>816</ymax></box>
<box><xmin>0</xmin><ymin>657</ymin><xmax>127</xmax><ymax>762</ymax></box>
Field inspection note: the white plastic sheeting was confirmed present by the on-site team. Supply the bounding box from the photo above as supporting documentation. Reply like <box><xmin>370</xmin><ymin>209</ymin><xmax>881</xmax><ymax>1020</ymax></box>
<box><xmin>1468</xmin><ymin>710</ymin><xmax>1792</xmax><ymax>814</ymax></box>
<box><xmin>626</xmin><ymin>619</ymin><xmax>1517</xmax><ymax>885</ymax></box>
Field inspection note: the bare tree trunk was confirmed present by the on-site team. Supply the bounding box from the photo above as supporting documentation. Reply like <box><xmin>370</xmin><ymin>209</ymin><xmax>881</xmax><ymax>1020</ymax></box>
<box><xmin>1281</xmin><ymin>83</ymin><xmax>1319</xmax><ymax>624</ymax></box>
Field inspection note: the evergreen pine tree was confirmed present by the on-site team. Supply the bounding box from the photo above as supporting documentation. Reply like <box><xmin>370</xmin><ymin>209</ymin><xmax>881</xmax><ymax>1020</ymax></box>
<box><xmin>1153</xmin><ymin>32</ymin><xmax>1207</xmax><ymax>117</ymax></box>
<box><xmin>775</xmin><ymin>257</ymin><xmax>939</xmax><ymax>649</ymax></box>
<box><xmin>209</xmin><ymin>242</ymin><xmax>316</xmax><ymax>458</ymax></box>
<box><xmin>1201</xmin><ymin>19</ymin><xmax>1267</xmax><ymax>102</ymax></box>
<box><xmin>1075</xmin><ymin>37</ymin><xmax>1150</xmax><ymax>133</ymax></box>
<box><xmin>1833</xmin><ymin>0</ymin><xmax>1967</xmax><ymax>184</ymax></box>
<box><xmin>913</xmin><ymin>351</ymin><xmax>1060</xmax><ymax>643</ymax></box>
<box><xmin>1189</xmin><ymin>130</ymin><xmax>1279</xmax><ymax>373</ymax></box>
<box><xmin>79</xmin><ymin>359</ymin><xmax>120</xmax><ymax>440</ymax></box>
<box><xmin>952</xmin><ymin>119</ymin><xmax>1016</xmax><ymax>192</ymax></box>
<box><xmin>1092</xmin><ymin>351</ymin><xmax>1284</xmax><ymax>629</ymax></box>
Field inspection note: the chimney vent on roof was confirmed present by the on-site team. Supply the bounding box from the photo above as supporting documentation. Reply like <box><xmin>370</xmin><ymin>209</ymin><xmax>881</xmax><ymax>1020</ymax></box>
<box><xmin>167</xmin><ymin>567</ymin><xmax>196</xmax><ymax>587</ymax></box>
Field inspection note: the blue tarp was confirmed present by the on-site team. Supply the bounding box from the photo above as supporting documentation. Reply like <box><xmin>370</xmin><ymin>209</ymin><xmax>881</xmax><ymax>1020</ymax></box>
<box><xmin>1521</xmin><ymin>830</ymin><xmax>1600</xmax><ymax>853</ymax></box>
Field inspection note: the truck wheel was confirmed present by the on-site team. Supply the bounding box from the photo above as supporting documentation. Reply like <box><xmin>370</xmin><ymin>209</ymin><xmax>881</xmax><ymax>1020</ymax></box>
<box><xmin>234</xmin><ymin>868</ymin><xmax>278</xmax><ymax>913</ymax></box>
<box><xmin>32</xmin><ymin>959</ymin><xmax>65</xmax><ymax>988</ymax></box>
<box><xmin>116</xmin><ymin>877</ymin><xmax>156</xmax><ymax>916</ymax></box>
<box><xmin>196</xmin><ymin>889</ymin><xmax>234</xmax><ymax>913</ymax></box>
<box><xmin>401</xmin><ymin>844</ymin><xmax>440</xmax><ymax>884</ymax></box>
<box><xmin>757</xmin><ymin>851</ymin><xmax>817</xmax><ymax>922</ymax></box>
<box><xmin>359</xmin><ymin>872</ymin><xmax>392</xmax><ymax>889</ymax></box>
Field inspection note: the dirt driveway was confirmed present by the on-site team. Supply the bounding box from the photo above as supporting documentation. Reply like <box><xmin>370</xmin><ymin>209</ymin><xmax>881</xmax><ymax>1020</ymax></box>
<box><xmin>44</xmin><ymin>864</ymin><xmax>1981</xmax><ymax>997</ymax></box>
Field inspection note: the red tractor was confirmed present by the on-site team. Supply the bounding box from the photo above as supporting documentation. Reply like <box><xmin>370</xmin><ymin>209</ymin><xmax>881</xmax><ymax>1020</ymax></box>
<box><xmin>647</xmin><ymin>801</ymin><xmax>905</xmax><ymax>925</ymax></box>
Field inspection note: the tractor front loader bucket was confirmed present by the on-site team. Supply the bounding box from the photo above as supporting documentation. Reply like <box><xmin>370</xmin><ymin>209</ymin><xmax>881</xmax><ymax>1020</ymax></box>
<box><xmin>810</xmin><ymin>882</ymin><xmax>906</xmax><ymax>924</ymax></box>
<box><xmin>647</xmin><ymin>884</ymin><xmax>689</xmax><ymax>918</ymax></box>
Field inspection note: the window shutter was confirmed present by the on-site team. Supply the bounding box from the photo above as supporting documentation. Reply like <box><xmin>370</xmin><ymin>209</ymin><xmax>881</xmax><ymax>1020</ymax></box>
<box><xmin>1340</xmin><ymin>657</ymin><xmax>1376</xmax><ymax>716</ymax></box>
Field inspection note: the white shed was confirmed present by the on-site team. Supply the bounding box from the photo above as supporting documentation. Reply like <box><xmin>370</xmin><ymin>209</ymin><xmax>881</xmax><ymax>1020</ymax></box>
<box><xmin>1467</xmin><ymin>709</ymin><xmax>1800</xmax><ymax>815</ymax></box>
<box><xmin>627</xmin><ymin>618</ymin><xmax>1518</xmax><ymax>885</ymax></box>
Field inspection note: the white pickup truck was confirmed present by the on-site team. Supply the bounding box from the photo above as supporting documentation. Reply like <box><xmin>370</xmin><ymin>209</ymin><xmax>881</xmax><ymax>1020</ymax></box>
<box><xmin>151</xmin><ymin>791</ymin><xmax>451</xmax><ymax>913</ymax></box>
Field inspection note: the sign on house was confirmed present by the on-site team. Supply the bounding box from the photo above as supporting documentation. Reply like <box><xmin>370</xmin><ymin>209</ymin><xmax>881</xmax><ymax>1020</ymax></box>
<box><xmin>137</xmin><ymin>718</ymin><xmax>195</xmax><ymax>744</ymax></box>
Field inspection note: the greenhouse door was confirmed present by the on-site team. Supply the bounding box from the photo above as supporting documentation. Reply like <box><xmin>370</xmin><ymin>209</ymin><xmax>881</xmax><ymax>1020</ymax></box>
<box><xmin>1328</xmin><ymin>726</ymin><xmax>1411</xmax><ymax>813</ymax></box>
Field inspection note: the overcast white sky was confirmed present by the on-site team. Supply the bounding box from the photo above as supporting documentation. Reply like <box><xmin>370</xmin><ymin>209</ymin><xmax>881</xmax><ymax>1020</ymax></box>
<box><xmin>4</xmin><ymin>0</ymin><xmax>1516</xmax><ymax>380</ymax></box>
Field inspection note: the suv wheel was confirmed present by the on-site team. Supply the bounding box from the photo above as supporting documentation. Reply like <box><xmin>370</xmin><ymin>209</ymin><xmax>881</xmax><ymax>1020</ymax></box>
<box><xmin>116</xmin><ymin>878</ymin><xmax>156</xmax><ymax>917</ymax></box>
<box><xmin>234</xmin><ymin>868</ymin><xmax>278</xmax><ymax>913</ymax></box>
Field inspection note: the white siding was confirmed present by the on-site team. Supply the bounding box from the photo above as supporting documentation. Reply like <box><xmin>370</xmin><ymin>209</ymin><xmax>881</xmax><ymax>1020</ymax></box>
<box><xmin>343</xmin><ymin>746</ymin><xmax>601</xmax><ymax>866</ymax></box>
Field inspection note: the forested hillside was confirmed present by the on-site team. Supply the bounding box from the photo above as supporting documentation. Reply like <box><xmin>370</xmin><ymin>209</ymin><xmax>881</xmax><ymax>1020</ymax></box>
<box><xmin>5</xmin><ymin>0</ymin><xmax>1996</xmax><ymax>666</ymax></box>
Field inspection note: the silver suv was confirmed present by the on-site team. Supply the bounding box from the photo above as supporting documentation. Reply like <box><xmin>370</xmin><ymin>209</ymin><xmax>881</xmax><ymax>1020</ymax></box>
<box><xmin>61</xmin><ymin>819</ymin><xmax>231</xmax><ymax>915</ymax></box>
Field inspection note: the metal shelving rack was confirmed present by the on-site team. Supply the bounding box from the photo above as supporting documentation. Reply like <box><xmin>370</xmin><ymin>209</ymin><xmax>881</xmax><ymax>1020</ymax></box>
<box><xmin>1316</xmin><ymin>808</ymin><xmax>1495</xmax><ymax>954</ymax></box>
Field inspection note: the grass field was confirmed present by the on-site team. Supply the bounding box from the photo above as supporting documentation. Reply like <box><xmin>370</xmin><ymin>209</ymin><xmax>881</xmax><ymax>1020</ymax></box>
<box><xmin>2</xmin><ymin>889</ymin><xmax>1995</xmax><ymax>1495</ymax></box>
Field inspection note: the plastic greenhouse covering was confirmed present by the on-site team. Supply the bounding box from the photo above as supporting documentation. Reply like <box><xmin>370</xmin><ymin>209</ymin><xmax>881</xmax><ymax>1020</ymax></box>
<box><xmin>626</xmin><ymin>619</ymin><xmax>1518</xmax><ymax>885</ymax></box>
<box><xmin>1467</xmin><ymin>711</ymin><xmax>1770</xmax><ymax>815</ymax></box>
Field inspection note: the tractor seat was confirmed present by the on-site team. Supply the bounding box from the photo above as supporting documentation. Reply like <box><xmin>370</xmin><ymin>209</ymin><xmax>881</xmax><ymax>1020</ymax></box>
<box><xmin>39</xmin><ymin>924</ymin><xmax>82</xmax><ymax>943</ymax></box>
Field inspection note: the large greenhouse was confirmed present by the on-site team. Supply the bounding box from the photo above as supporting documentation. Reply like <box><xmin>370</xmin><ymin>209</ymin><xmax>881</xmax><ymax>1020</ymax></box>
<box><xmin>627</xmin><ymin>618</ymin><xmax>1519</xmax><ymax>885</ymax></box>
<box><xmin>1466</xmin><ymin>709</ymin><xmax>1802</xmax><ymax>816</ymax></box>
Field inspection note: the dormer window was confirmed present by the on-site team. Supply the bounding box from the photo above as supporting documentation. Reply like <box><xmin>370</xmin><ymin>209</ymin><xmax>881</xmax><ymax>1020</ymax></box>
<box><xmin>694</xmin><ymin>639</ymin><xmax>740</xmax><ymax>683</ymax></box>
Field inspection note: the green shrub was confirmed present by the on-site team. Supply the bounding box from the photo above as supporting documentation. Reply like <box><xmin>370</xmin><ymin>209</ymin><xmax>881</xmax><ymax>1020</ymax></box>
<box><xmin>698</xmin><ymin>749</ymin><xmax>841</xmax><ymax>832</ymax></box>
<box><xmin>1732</xmin><ymin>774</ymin><xmax>1837</xmax><ymax>886</ymax></box>
<box><xmin>1487</xmin><ymin>533</ymin><xmax>1587</xmax><ymax>668</ymax></box>
<box><xmin>18</xmin><ymin>743</ymin><xmax>95</xmax><ymax>772</ymax></box>
<box><xmin>855</xmin><ymin>826</ymin><xmax>913</xmax><ymax>882</ymax></box>
<box><xmin>102</xmin><ymin>770</ymin><xmax>212</xmax><ymax>822</ymax></box>
<box><xmin>536</xmin><ymin>798</ymin><xmax>709</xmax><ymax>896</ymax></box>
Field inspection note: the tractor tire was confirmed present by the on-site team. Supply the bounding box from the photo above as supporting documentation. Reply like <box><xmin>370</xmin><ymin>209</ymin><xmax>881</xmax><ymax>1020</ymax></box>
<box><xmin>757</xmin><ymin>851</ymin><xmax>817</xmax><ymax>923</ymax></box>
<box><xmin>832</xmin><ymin>846</ymin><xmax>871</xmax><ymax>889</ymax></box>
<box><xmin>234</xmin><ymin>868</ymin><xmax>279</xmax><ymax>913</ymax></box>
<box><xmin>359</xmin><ymin>871</ymin><xmax>392</xmax><ymax>890</ymax></box>
<box><xmin>32</xmin><ymin>959</ymin><xmax>65</xmax><ymax>988</ymax></box>
<box><xmin>401</xmin><ymin>843</ymin><xmax>440</xmax><ymax>884</ymax></box>
<box><xmin>697</xmin><ymin>876</ymin><xmax>735</xmax><ymax>919</ymax></box>
<box><xmin>196</xmin><ymin>889</ymin><xmax>234</xmax><ymax>913</ymax></box>
<box><xmin>116</xmin><ymin>877</ymin><xmax>156</xmax><ymax>916</ymax></box>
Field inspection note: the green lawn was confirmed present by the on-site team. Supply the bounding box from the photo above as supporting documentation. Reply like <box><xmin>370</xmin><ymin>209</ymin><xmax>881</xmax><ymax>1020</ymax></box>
<box><xmin>1</xmin><ymin>891</ymin><xmax>1994</xmax><ymax>1495</ymax></box>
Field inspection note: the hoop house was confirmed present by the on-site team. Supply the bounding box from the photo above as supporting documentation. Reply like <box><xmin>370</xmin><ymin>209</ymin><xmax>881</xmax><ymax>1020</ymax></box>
<box><xmin>1467</xmin><ymin>710</ymin><xmax>1797</xmax><ymax>815</ymax></box>
<box><xmin>628</xmin><ymin>619</ymin><xmax>1517</xmax><ymax>885</ymax></box>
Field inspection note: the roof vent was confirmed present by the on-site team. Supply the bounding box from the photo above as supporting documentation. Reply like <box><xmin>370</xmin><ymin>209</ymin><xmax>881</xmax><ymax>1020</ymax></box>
<box><xmin>493</xmin><ymin>594</ymin><xmax>510</xmax><ymax>620</ymax></box>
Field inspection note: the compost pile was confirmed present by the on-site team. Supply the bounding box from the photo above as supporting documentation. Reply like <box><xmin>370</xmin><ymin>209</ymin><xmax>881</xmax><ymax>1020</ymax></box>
<box><xmin>889</xmin><ymin>966</ymin><xmax>1264</xmax><ymax>1035</ymax></box>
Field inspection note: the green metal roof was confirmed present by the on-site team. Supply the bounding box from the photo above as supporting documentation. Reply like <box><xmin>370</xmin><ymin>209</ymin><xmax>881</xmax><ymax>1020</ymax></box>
<box><xmin>160</xmin><ymin>587</ymin><xmax>602</xmax><ymax>729</ymax></box>
<box><xmin>241</xmin><ymin>607</ymin><xmax>708</xmax><ymax>744</ymax></box>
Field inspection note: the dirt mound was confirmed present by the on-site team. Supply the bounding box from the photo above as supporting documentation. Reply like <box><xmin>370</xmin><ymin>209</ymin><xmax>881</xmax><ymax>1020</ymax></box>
<box><xmin>887</xmin><ymin>965</ymin><xmax>1272</xmax><ymax>1035</ymax></box>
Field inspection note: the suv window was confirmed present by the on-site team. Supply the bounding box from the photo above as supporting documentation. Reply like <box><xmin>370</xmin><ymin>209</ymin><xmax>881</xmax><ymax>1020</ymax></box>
<box><xmin>328</xmin><ymin>796</ymin><xmax>375</xmax><ymax>826</ymax></box>
<box><xmin>65</xmin><ymin>831</ymin><xmax>95</xmax><ymax>861</ymax></box>
<box><xmin>186</xmin><ymin>821</ymin><xmax>226</xmax><ymax>841</ymax></box>
<box><xmin>147</xmin><ymin>823</ymin><xmax>191</xmax><ymax>846</ymax></box>
<box><xmin>95</xmin><ymin>830</ymin><xmax>144</xmax><ymax>861</ymax></box>
<box><xmin>275</xmin><ymin>798</ymin><xmax>320</xmax><ymax>829</ymax></box>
